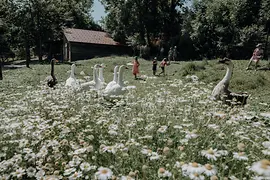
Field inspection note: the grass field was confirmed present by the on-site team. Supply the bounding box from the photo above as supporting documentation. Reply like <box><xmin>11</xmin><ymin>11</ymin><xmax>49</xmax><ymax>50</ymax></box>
<box><xmin>0</xmin><ymin>56</ymin><xmax>269</xmax><ymax>179</ymax></box>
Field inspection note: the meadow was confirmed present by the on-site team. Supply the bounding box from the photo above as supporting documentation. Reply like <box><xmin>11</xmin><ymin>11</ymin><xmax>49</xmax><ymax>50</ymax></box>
<box><xmin>0</xmin><ymin>56</ymin><xmax>269</xmax><ymax>179</ymax></box>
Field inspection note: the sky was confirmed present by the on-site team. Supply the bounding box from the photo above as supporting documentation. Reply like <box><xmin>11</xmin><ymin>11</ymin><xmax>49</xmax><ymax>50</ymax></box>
<box><xmin>92</xmin><ymin>0</ymin><xmax>106</xmax><ymax>22</ymax></box>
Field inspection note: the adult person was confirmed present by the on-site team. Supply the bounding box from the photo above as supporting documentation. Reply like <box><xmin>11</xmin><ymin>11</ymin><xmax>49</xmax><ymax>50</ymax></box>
<box><xmin>168</xmin><ymin>47</ymin><xmax>173</xmax><ymax>64</ymax></box>
<box><xmin>173</xmin><ymin>46</ymin><xmax>178</xmax><ymax>61</ymax></box>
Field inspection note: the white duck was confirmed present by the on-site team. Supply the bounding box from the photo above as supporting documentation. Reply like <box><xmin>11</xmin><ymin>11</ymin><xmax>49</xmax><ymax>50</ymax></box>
<box><xmin>105</xmin><ymin>65</ymin><xmax>119</xmax><ymax>90</ymax></box>
<box><xmin>81</xmin><ymin>64</ymin><xmax>101</xmax><ymax>90</ymax></box>
<box><xmin>103</xmin><ymin>65</ymin><xmax>128</xmax><ymax>98</ymax></box>
<box><xmin>65</xmin><ymin>64</ymin><xmax>80</xmax><ymax>88</ymax></box>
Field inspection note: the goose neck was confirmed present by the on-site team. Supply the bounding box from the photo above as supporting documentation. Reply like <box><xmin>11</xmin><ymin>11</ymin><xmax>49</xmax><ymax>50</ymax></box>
<box><xmin>118</xmin><ymin>66</ymin><xmax>124</xmax><ymax>86</ymax></box>
<box><xmin>113</xmin><ymin>66</ymin><xmax>118</xmax><ymax>82</ymax></box>
<box><xmin>222</xmin><ymin>64</ymin><xmax>233</xmax><ymax>83</ymax></box>
<box><xmin>70</xmin><ymin>65</ymin><xmax>75</xmax><ymax>78</ymax></box>
<box><xmin>51</xmin><ymin>60</ymin><xmax>54</xmax><ymax>77</ymax></box>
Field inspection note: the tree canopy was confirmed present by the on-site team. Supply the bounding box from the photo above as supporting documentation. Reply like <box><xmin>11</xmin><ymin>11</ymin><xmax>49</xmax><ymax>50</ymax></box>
<box><xmin>102</xmin><ymin>0</ymin><xmax>270</xmax><ymax>59</ymax></box>
<box><xmin>0</xmin><ymin>0</ymin><xmax>269</xmax><ymax>61</ymax></box>
<box><xmin>0</xmin><ymin>0</ymin><xmax>100</xmax><ymax>64</ymax></box>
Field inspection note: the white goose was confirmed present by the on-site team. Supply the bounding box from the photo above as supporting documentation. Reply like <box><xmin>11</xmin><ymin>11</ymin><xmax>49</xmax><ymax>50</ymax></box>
<box><xmin>65</xmin><ymin>64</ymin><xmax>80</xmax><ymax>88</ymax></box>
<box><xmin>211</xmin><ymin>58</ymin><xmax>249</xmax><ymax>105</ymax></box>
<box><xmin>81</xmin><ymin>64</ymin><xmax>101</xmax><ymax>90</ymax></box>
<box><xmin>105</xmin><ymin>65</ymin><xmax>119</xmax><ymax>90</ymax></box>
<box><xmin>103</xmin><ymin>65</ymin><xmax>128</xmax><ymax>98</ymax></box>
<box><xmin>98</xmin><ymin>63</ymin><xmax>107</xmax><ymax>89</ymax></box>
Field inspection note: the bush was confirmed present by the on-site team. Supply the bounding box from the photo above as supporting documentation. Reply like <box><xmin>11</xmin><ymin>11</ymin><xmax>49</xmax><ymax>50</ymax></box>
<box><xmin>180</xmin><ymin>62</ymin><xmax>206</xmax><ymax>76</ymax></box>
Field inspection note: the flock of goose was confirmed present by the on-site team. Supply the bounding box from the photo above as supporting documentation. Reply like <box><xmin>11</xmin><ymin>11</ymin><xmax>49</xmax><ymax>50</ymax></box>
<box><xmin>46</xmin><ymin>59</ymin><xmax>133</xmax><ymax>99</ymax></box>
<box><xmin>47</xmin><ymin>57</ymin><xmax>249</xmax><ymax>105</ymax></box>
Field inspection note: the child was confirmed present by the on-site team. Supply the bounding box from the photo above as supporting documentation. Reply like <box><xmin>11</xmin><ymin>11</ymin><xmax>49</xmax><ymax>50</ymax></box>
<box><xmin>159</xmin><ymin>58</ymin><xmax>168</xmax><ymax>76</ymax></box>
<box><xmin>132</xmin><ymin>56</ymin><xmax>140</xmax><ymax>79</ymax></box>
<box><xmin>246</xmin><ymin>43</ymin><xmax>264</xmax><ymax>70</ymax></box>
<box><xmin>152</xmin><ymin>57</ymin><xmax>158</xmax><ymax>75</ymax></box>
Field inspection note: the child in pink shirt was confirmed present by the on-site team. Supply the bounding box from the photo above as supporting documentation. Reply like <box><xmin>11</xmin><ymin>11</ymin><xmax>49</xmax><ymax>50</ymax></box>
<box><xmin>246</xmin><ymin>43</ymin><xmax>264</xmax><ymax>70</ymax></box>
<box><xmin>159</xmin><ymin>58</ymin><xmax>168</xmax><ymax>76</ymax></box>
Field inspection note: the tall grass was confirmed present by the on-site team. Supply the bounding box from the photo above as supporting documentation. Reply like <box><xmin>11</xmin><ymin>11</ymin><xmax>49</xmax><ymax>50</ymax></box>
<box><xmin>0</xmin><ymin>57</ymin><xmax>269</xmax><ymax>179</ymax></box>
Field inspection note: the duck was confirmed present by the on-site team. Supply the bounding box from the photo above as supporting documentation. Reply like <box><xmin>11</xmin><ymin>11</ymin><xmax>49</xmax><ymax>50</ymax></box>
<box><xmin>65</xmin><ymin>64</ymin><xmax>80</xmax><ymax>88</ymax></box>
<box><xmin>105</xmin><ymin>65</ymin><xmax>119</xmax><ymax>90</ymax></box>
<box><xmin>103</xmin><ymin>65</ymin><xmax>128</xmax><ymax>98</ymax></box>
<box><xmin>211</xmin><ymin>58</ymin><xmax>249</xmax><ymax>105</ymax></box>
<box><xmin>81</xmin><ymin>64</ymin><xmax>101</xmax><ymax>90</ymax></box>
<box><xmin>46</xmin><ymin>58</ymin><xmax>57</xmax><ymax>88</ymax></box>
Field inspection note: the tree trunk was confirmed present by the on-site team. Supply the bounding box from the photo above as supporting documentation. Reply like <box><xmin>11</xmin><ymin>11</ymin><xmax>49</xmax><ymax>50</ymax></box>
<box><xmin>265</xmin><ymin>27</ymin><xmax>269</xmax><ymax>60</ymax></box>
<box><xmin>37</xmin><ymin>12</ymin><xmax>42</xmax><ymax>62</ymax></box>
<box><xmin>25</xmin><ymin>39</ymin><xmax>31</xmax><ymax>68</ymax></box>
<box><xmin>38</xmin><ymin>35</ymin><xmax>42</xmax><ymax>62</ymax></box>
<box><xmin>0</xmin><ymin>60</ymin><xmax>3</xmax><ymax>80</ymax></box>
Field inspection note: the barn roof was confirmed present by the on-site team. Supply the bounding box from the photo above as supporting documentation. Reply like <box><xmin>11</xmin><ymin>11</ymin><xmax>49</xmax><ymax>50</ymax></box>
<box><xmin>63</xmin><ymin>28</ymin><xmax>120</xmax><ymax>46</ymax></box>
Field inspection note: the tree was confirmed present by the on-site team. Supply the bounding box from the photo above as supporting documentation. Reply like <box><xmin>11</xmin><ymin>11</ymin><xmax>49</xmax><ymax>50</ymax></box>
<box><xmin>185</xmin><ymin>0</ymin><xmax>265</xmax><ymax>59</ymax></box>
<box><xmin>0</xmin><ymin>0</ymin><xmax>98</xmax><ymax>65</ymax></box>
<box><xmin>101</xmin><ymin>0</ymin><xmax>186</xmax><ymax>48</ymax></box>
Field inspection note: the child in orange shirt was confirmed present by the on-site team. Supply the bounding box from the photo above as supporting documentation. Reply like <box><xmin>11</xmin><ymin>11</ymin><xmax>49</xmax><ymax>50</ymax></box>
<box><xmin>132</xmin><ymin>56</ymin><xmax>140</xmax><ymax>79</ymax></box>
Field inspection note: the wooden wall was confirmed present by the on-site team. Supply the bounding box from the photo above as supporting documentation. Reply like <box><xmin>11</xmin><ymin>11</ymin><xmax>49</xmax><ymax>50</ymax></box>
<box><xmin>63</xmin><ymin>40</ymin><xmax>131</xmax><ymax>61</ymax></box>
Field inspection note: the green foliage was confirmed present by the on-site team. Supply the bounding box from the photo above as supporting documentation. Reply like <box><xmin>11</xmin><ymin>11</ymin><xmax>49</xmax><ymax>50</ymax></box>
<box><xmin>101</xmin><ymin>0</ymin><xmax>185</xmax><ymax>45</ymax></box>
<box><xmin>0</xmin><ymin>0</ymin><xmax>100</xmax><ymax>60</ymax></box>
<box><xmin>180</xmin><ymin>61</ymin><xmax>206</xmax><ymax>76</ymax></box>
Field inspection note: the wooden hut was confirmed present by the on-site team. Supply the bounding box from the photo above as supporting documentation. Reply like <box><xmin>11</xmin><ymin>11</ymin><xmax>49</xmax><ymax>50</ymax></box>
<box><xmin>63</xmin><ymin>28</ymin><xmax>130</xmax><ymax>61</ymax></box>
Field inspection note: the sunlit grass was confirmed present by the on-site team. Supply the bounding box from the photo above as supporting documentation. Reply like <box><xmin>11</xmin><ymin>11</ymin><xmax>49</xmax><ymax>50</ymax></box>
<box><xmin>0</xmin><ymin>56</ymin><xmax>269</xmax><ymax>179</ymax></box>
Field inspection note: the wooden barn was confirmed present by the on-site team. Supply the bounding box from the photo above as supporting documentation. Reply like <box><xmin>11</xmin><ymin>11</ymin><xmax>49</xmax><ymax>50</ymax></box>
<box><xmin>63</xmin><ymin>28</ymin><xmax>130</xmax><ymax>61</ymax></box>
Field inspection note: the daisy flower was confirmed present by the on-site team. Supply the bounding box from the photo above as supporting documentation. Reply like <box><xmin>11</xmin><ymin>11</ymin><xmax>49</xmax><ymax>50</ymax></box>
<box><xmin>26</xmin><ymin>167</ymin><xmax>36</xmax><ymax>178</ymax></box>
<box><xmin>185</xmin><ymin>130</ymin><xmax>198</xmax><ymax>139</ymax></box>
<box><xmin>95</xmin><ymin>167</ymin><xmax>113</xmax><ymax>180</ymax></box>
<box><xmin>12</xmin><ymin>168</ymin><xmax>25</xmax><ymax>178</ymax></box>
<box><xmin>203</xmin><ymin>164</ymin><xmax>217</xmax><ymax>176</ymax></box>
<box><xmin>217</xmin><ymin>150</ymin><xmax>228</xmax><ymax>156</ymax></box>
<box><xmin>189</xmin><ymin>173</ymin><xmax>205</xmax><ymax>180</ymax></box>
<box><xmin>80</xmin><ymin>162</ymin><xmax>96</xmax><ymax>172</ymax></box>
<box><xmin>157</xmin><ymin>168</ymin><xmax>172</xmax><ymax>178</ymax></box>
<box><xmin>182</xmin><ymin>162</ymin><xmax>204</xmax><ymax>175</ymax></box>
<box><xmin>35</xmin><ymin>169</ymin><xmax>45</xmax><ymax>180</ymax></box>
<box><xmin>233</xmin><ymin>152</ymin><xmax>249</xmax><ymax>161</ymax></box>
<box><xmin>157</xmin><ymin>126</ymin><xmax>168</xmax><ymax>133</ymax></box>
<box><xmin>262</xmin><ymin>141</ymin><xmax>270</xmax><ymax>149</ymax></box>
<box><xmin>141</xmin><ymin>148</ymin><xmax>153</xmax><ymax>156</ymax></box>
<box><xmin>121</xmin><ymin>176</ymin><xmax>135</xmax><ymax>180</ymax></box>
<box><xmin>201</xmin><ymin>148</ymin><xmax>221</xmax><ymax>161</ymax></box>
<box><xmin>64</xmin><ymin>168</ymin><xmax>76</xmax><ymax>176</ymax></box>
<box><xmin>68</xmin><ymin>171</ymin><xmax>83</xmax><ymax>180</ymax></box>
<box><xmin>262</xmin><ymin>149</ymin><xmax>270</xmax><ymax>155</ymax></box>
<box><xmin>250</xmin><ymin>159</ymin><xmax>270</xmax><ymax>177</ymax></box>
<box><xmin>150</xmin><ymin>152</ymin><xmax>160</xmax><ymax>160</ymax></box>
